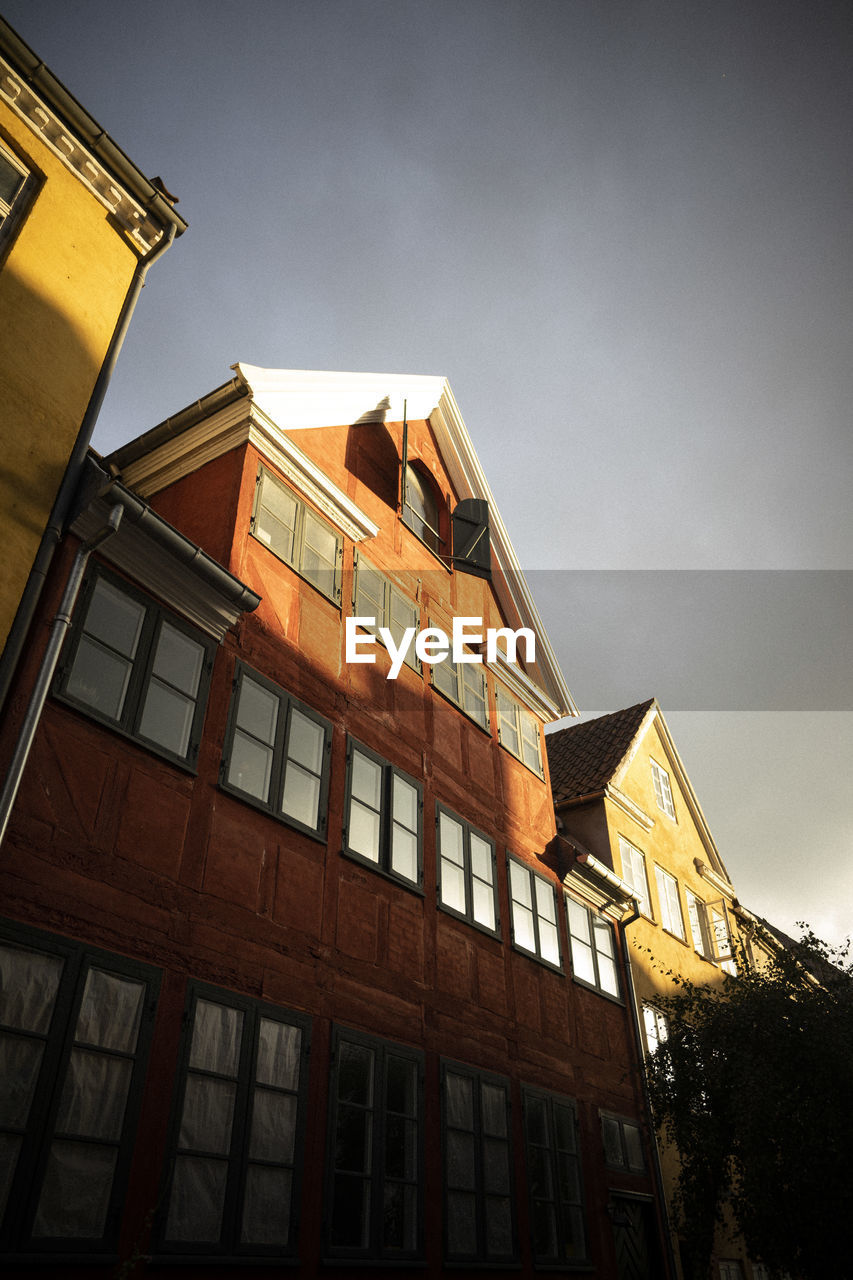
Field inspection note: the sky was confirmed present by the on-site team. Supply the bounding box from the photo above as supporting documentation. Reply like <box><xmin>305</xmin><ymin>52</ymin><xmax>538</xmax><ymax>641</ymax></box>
<box><xmin>4</xmin><ymin>0</ymin><xmax>851</xmax><ymax>946</ymax></box>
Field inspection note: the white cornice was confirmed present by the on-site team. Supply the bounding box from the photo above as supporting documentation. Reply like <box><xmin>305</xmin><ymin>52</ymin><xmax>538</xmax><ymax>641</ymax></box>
<box><xmin>604</xmin><ymin>785</ymin><xmax>655</xmax><ymax>831</ymax></box>
<box><xmin>118</xmin><ymin>400</ymin><xmax>379</xmax><ymax>544</ymax></box>
<box><xmin>693</xmin><ymin>859</ymin><xmax>735</xmax><ymax>902</ymax></box>
<box><xmin>0</xmin><ymin>55</ymin><xmax>163</xmax><ymax>251</ymax></box>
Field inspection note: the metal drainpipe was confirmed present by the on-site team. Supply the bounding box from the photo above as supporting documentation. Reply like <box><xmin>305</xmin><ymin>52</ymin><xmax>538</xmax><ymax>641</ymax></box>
<box><xmin>0</xmin><ymin>220</ymin><xmax>177</xmax><ymax>717</ymax></box>
<box><xmin>618</xmin><ymin>905</ymin><xmax>681</xmax><ymax>1280</ymax></box>
<box><xmin>0</xmin><ymin>505</ymin><xmax>123</xmax><ymax>847</ymax></box>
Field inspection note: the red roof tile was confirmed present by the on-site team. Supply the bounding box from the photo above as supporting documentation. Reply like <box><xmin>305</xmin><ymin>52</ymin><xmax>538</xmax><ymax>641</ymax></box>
<box><xmin>546</xmin><ymin>699</ymin><xmax>655</xmax><ymax>803</ymax></box>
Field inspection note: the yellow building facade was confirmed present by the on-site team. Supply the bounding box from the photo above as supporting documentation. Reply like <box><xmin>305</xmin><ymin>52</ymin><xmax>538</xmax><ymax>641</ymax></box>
<box><xmin>0</xmin><ymin>18</ymin><xmax>185</xmax><ymax>680</ymax></box>
<box><xmin>547</xmin><ymin>699</ymin><xmax>770</xmax><ymax>1280</ymax></box>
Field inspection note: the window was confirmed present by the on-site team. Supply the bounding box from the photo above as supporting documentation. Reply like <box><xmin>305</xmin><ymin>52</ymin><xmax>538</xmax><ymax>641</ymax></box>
<box><xmin>158</xmin><ymin>986</ymin><xmax>309</xmax><ymax>1256</ymax></box>
<box><xmin>566</xmin><ymin>898</ymin><xmax>621</xmax><ymax>998</ymax></box>
<box><xmin>685</xmin><ymin>888</ymin><xmax>712</xmax><ymax>957</ymax></box>
<box><xmin>618</xmin><ymin>837</ymin><xmax>652</xmax><ymax>917</ymax></box>
<box><xmin>251</xmin><ymin>466</ymin><xmax>342</xmax><ymax>603</ymax></box>
<box><xmin>221</xmin><ymin>663</ymin><xmax>332</xmax><ymax>839</ymax></box>
<box><xmin>57</xmin><ymin>567</ymin><xmax>214</xmax><ymax>767</ymax></box>
<box><xmin>650</xmin><ymin>759</ymin><xmax>676</xmax><ymax>820</ymax></box>
<box><xmin>496</xmin><ymin>688</ymin><xmax>543</xmax><ymax>776</ymax></box>
<box><xmin>436</xmin><ymin>807</ymin><xmax>499</xmax><ymax>935</ymax></box>
<box><xmin>326</xmin><ymin>1028</ymin><xmax>423</xmax><ymax>1260</ymax></box>
<box><xmin>432</xmin><ymin>630</ymin><xmax>490</xmax><ymax>730</ymax></box>
<box><xmin>655</xmin><ymin>866</ymin><xmax>685</xmax><ymax>940</ymax></box>
<box><xmin>522</xmin><ymin>1088</ymin><xmax>587</xmax><ymax>1265</ymax></box>
<box><xmin>401</xmin><ymin>462</ymin><xmax>443</xmax><ymax>553</ymax></box>
<box><xmin>343</xmin><ymin>740</ymin><xmax>423</xmax><ymax>888</ymax></box>
<box><xmin>507</xmin><ymin>858</ymin><xmax>561</xmax><ymax>968</ymax></box>
<box><xmin>0</xmin><ymin>923</ymin><xmax>159</xmax><ymax>1253</ymax></box>
<box><xmin>0</xmin><ymin>140</ymin><xmax>36</xmax><ymax>252</ymax></box>
<box><xmin>442</xmin><ymin>1062</ymin><xmax>516</xmax><ymax>1263</ymax></box>
<box><xmin>601</xmin><ymin>1114</ymin><xmax>645</xmax><ymax>1172</ymax></box>
<box><xmin>642</xmin><ymin>1005</ymin><xmax>669</xmax><ymax>1054</ymax></box>
<box><xmin>352</xmin><ymin>556</ymin><xmax>420</xmax><ymax>672</ymax></box>
<box><xmin>719</xmin><ymin>1263</ymin><xmax>745</xmax><ymax>1280</ymax></box>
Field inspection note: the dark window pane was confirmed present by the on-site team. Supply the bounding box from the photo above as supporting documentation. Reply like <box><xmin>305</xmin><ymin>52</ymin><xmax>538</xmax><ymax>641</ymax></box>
<box><xmin>0</xmin><ymin>946</ymin><xmax>63</xmax><ymax>1033</ymax></box>
<box><xmin>189</xmin><ymin>1000</ymin><xmax>243</xmax><ymax>1076</ymax></box>
<box><xmin>75</xmin><ymin>969</ymin><xmax>144</xmax><ymax>1053</ymax></box>
<box><xmin>256</xmin><ymin>1019</ymin><xmax>301</xmax><ymax>1090</ymax></box>
<box><xmin>447</xmin><ymin>1189</ymin><xmax>477</xmax><ymax>1255</ymax></box>
<box><xmin>0</xmin><ymin>1033</ymin><xmax>44</xmax><ymax>1126</ymax></box>
<box><xmin>330</xmin><ymin>1172</ymin><xmax>369</xmax><ymax>1248</ymax></box>
<box><xmin>337</xmin><ymin>1042</ymin><xmax>374</xmax><ymax>1105</ymax></box>
<box><xmin>335</xmin><ymin>1105</ymin><xmax>372</xmax><ymax>1173</ymax></box>
<box><xmin>32</xmin><ymin>1140</ymin><xmax>117</xmax><ymax>1238</ymax></box>
<box><xmin>248</xmin><ymin>1088</ymin><xmax>297</xmax><ymax>1163</ymax></box>
<box><xmin>445</xmin><ymin>1072</ymin><xmax>473</xmax><ymax>1129</ymax></box>
<box><xmin>485</xmin><ymin>1194</ymin><xmax>513</xmax><ymax>1255</ymax></box>
<box><xmin>165</xmin><ymin>1154</ymin><xmax>227</xmax><ymax>1243</ymax></box>
<box><xmin>177</xmin><ymin>1075</ymin><xmax>236</xmax><ymax>1154</ymax></box>
<box><xmin>481</xmin><ymin>1083</ymin><xmax>507</xmax><ymax>1137</ymax></box>
<box><xmin>383</xmin><ymin>1181</ymin><xmax>416</xmax><ymax>1251</ymax></box>
<box><xmin>55</xmin><ymin>1049</ymin><xmax>132</xmax><ymax>1141</ymax></box>
<box><xmin>241</xmin><ymin>1164</ymin><xmax>292</xmax><ymax>1245</ymax></box>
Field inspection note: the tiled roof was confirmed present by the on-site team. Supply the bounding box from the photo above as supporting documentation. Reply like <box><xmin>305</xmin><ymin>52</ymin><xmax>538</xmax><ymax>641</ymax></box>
<box><xmin>546</xmin><ymin>699</ymin><xmax>655</xmax><ymax>803</ymax></box>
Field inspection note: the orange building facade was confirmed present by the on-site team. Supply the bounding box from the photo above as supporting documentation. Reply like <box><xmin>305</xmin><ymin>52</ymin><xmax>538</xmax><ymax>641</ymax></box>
<box><xmin>0</xmin><ymin>368</ymin><xmax>670</xmax><ymax>1277</ymax></box>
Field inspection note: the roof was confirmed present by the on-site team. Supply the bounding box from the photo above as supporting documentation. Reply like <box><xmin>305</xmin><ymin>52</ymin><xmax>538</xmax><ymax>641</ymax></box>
<box><xmin>546</xmin><ymin>699</ymin><xmax>655</xmax><ymax>803</ymax></box>
<box><xmin>108</xmin><ymin>364</ymin><xmax>578</xmax><ymax>719</ymax></box>
<box><xmin>0</xmin><ymin>17</ymin><xmax>186</xmax><ymax>245</ymax></box>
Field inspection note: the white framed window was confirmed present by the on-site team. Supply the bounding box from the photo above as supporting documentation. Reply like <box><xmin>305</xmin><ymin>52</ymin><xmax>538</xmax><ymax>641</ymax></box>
<box><xmin>0</xmin><ymin>139</ymin><xmax>36</xmax><ymax>252</ymax></box>
<box><xmin>220</xmin><ymin>662</ymin><xmax>333</xmax><ymax>839</ymax></box>
<box><xmin>650</xmin><ymin>759</ymin><xmax>676</xmax><ymax>820</ymax></box>
<box><xmin>709</xmin><ymin>903</ymin><xmax>737</xmax><ymax>975</ymax></box>
<box><xmin>618</xmin><ymin>837</ymin><xmax>652</xmax><ymax>918</ymax></box>
<box><xmin>495</xmin><ymin>688</ymin><xmax>543</xmax><ymax>777</ymax></box>
<box><xmin>685</xmin><ymin>888</ymin><xmax>712</xmax><ymax>956</ymax></box>
<box><xmin>352</xmin><ymin>556</ymin><xmax>420</xmax><ymax>673</ymax></box>
<box><xmin>251</xmin><ymin>466</ymin><xmax>342</xmax><ymax>603</ymax></box>
<box><xmin>401</xmin><ymin>462</ymin><xmax>443</xmax><ymax>554</ymax></box>
<box><xmin>431</xmin><ymin>626</ymin><xmax>490</xmax><ymax>731</ymax></box>
<box><xmin>566</xmin><ymin>899</ymin><xmax>621</xmax><ymax>998</ymax></box>
<box><xmin>654</xmin><ymin>866</ymin><xmax>685</xmax><ymax>940</ymax></box>
<box><xmin>436</xmin><ymin>807</ymin><xmax>499</xmax><ymax>935</ymax></box>
<box><xmin>507</xmin><ymin>857</ymin><xmax>561</xmax><ymax>968</ymax></box>
<box><xmin>343</xmin><ymin>738</ymin><xmax>423</xmax><ymax>888</ymax></box>
<box><xmin>642</xmin><ymin>1004</ymin><xmax>669</xmax><ymax>1054</ymax></box>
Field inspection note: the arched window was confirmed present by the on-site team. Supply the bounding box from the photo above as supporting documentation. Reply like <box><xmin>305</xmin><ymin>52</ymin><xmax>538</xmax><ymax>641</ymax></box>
<box><xmin>402</xmin><ymin>462</ymin><xmax>444</xmax><ymax>553</ymax></box>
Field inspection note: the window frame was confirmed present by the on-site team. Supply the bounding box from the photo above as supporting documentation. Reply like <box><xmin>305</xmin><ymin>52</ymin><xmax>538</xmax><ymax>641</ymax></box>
<box><xmin>430</xmin><ymin>622</ymin><xmax>490</xmax><ymax>732</ymax></box>
<box><xmin>56</xmin><ymin>565</ymin><xmax>215</xmax><ymax>771</ymax></box>
<box><xmin>219</xmin><ymin>661</ymin><xmax>333</xmax><ymax>841</ymax></box>
<box><xmin>0</xmin><ymin>137</ymin><xmax>38</xmax><ymax>255</ymax></box>
<box><xmin>600</xmin><ymin>1112</ymin><xmax>646</xmax><ymax>1174</ymax></box>
<box><xmin>352</xmin><ymin>554</ymin><xmax>421</xmax><ymax>674</ymax></box>
<box><xmin>401</xmin><ymin>460</ymin><xmax>445</xmax><ymax>556</ymax></box>
<box><xmin>342</xmin><ymin>737</ymin><xmax>424</xmax><ymax>891</ymax></box>
<box><xmin>0</xmin><ymin>919</ymin><xmax>160</xmax><ymax>1257</ymax></box>
<box><xmin>441</xmin><ymin>1059</ymin><xmax>518</xmax><ymax>1265</ymax></box>
<box><xmin>495</xmin><ymin>687</ymin><xmax>543</xmax><ymax>777</ymax></box>
<box><xmin>325</xmin><ymin>1025</ymin><xmax>424</xmax><ymax>1262</ymax></box>
<box><xmin>685</xmin><ymin>888</ymin><xmax>713</xmax><ymax>958</ymax></box>
<box><xmin>154</xmin><ymin>982</ymin><xmax>311</xmax><ymax>1260</ymax></box>
<box><xmin>565</xmin><ymin>897</ymin><xmax>623</xmax><ymax>1001</ymax></box>
<box><xmin>642</xmin><ymin>1004</ymin><xmax>670</xmax><ymax>1055</ymax></box>
<box><xmin>618</xmin><ymin>836</ymin><xmax>653</xmax><ymax>919</ymax></box>
<box><xmin>654</xmin><ymin>864</ymin><xmax>686</xmax><ymax>940</ymax></box>
<box><xmin>436</xmin><ymin>805</ymin><xmax>501</xmax><ymax>938</ymax></box>
<box><xmin>521</xmin><ymin>1086</ymin><xmax>589</xmax><ymax>1267</ymax></box>
<box><xmin>506</xmin><ymin>855</ymin><xmax>562</xmax><ymax>971</ymax></box>
<box><xmin>650</xmin><ymin>758</ymin><xmax>676</xmax><ymax>820</ymax></box>
<box><xmin>250</xmin><ymin>464</ymin><xmax>343</xmax><ymax>605</ymax></box>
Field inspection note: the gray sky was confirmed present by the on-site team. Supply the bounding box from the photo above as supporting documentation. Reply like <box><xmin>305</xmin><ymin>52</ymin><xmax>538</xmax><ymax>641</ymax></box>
<box><xmin>6</xmin><ymin>1</ymin><xmax>851</xmax><ymax>945</ymax></box>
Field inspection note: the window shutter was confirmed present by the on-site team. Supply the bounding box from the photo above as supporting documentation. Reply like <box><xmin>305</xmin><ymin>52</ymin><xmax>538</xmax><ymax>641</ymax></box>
<box><xmin>451</xmin><ymin>498</ymin><xmax>491</xmax><ymax>580</ymax></box>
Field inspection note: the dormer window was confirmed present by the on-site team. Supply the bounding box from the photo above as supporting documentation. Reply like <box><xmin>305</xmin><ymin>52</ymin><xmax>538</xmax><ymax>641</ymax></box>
<box><xmin>401</xmin><ymin>462</ymin><xmax>443</xmax><ymax>554</ymax></box>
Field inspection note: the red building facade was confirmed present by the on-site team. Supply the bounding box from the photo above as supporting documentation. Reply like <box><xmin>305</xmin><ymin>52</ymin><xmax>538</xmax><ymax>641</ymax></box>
<box><xmin>0</xmin><ymin>368</ymin><xmax>670</xmax><ymax>1277</ymax></box>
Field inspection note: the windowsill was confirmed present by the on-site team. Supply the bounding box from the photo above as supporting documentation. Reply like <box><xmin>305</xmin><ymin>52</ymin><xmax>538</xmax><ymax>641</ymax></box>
<box><xmin>217</xmin><ymin>780</ymin><xmax>328</xmax><ymax>844</ymax></box>
<box><xmin>321</xmin><ymin>1256</ymin><xmax>427</xmax><ymax>1268</ymax></box>
<box><xmin>497</xmin><ymin>739</ymin><xmax>544</xmax><ymax>780</ymax></box>
<box><xmin>431</xmin><ymin>678</ymin><xmax>492</xmax><ymax>735</ymax></box>
<box><xmin>53</xmin><ymin>694</ymin><xmax>199</xmax><ymax>776</ymax></box>
<box><xmin>149</xmin><ymin>1254</ymin><xmax>300</xmax><ymax>1267</ymax></box>
<box><xmin>569</xmin><ymin>973</ymin><xmax>625</xmax><ymax>1006</ymax></box>
<box><xmin>662</xmin><ymin>928</ymin><xmax>689</xmax><ymax>947</ymax></box>
<box><xmin>437</xmin><ymin>901</ymin><xmax>502</xmax><ymax>943</ymax></box>
<box><xmin>340</xmin><ymin>846</ymin><xmax>425</xmax><ymax>897</ymax></box>
<box><xmin>510</xmin><ymin>941</ymin><xmax>564</xmax><ymax>975</ymax></box>
<box><xmin>399</xmin><ymin>516</ymin><xmax>452</xmax><ymax>571</ymax></box>
<box><xmin>250</xmin><ymin>529</ymin><xmax>342</xmax><ymax>609</ymax></box>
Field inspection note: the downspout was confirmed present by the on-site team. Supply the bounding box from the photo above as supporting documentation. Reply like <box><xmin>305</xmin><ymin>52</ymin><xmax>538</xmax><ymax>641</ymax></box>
<box><xmin>618</xmin><ymin>903</ymin><xmax>680</xmax><ymax>1280</ymax></box>
<box><xmin>0</xmin><ymin>505</ymin><xmax>123</xmax><ymax>846</ymax></box>
<box><xmin>0</xmin><ymin>219</ymin><xmax>177</xmax><ymax>716</ymax></box>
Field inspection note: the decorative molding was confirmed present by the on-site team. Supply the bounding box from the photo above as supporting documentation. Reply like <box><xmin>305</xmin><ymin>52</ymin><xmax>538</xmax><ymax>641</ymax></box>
<box><xmin>0</xmin><ymin>55</ymin><xmax>163</xmax><ymax>251</ymax></box>
<box><xmin>563</xmin><ymin>865</ymin><xmax>632</xmax><ymax>922</ymax></box>
<box><xmin>118</xmin><ymin>401</ymin><xmax>379</xmax><ymax>544</ymax></box>
<box><xmin>490</xmin><ymin>651</ymin><xmax>560</xmax><ymax>722</ymax></box>
<box><xmin>693</xmin><ymin>858</ymin><xmax>735</xmax><ymax>902</ymax></box>
<box><xmin>604</xmin><ymin>785</ymin><xmax>655</xmax><ymax>831</ymax></box>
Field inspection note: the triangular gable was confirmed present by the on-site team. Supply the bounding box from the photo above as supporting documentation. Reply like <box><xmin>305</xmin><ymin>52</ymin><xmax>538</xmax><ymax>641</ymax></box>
<box><xmin>109</xmin><ymin>364</ymin><xmax>576</xmax><ymax>719</ymax></box>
